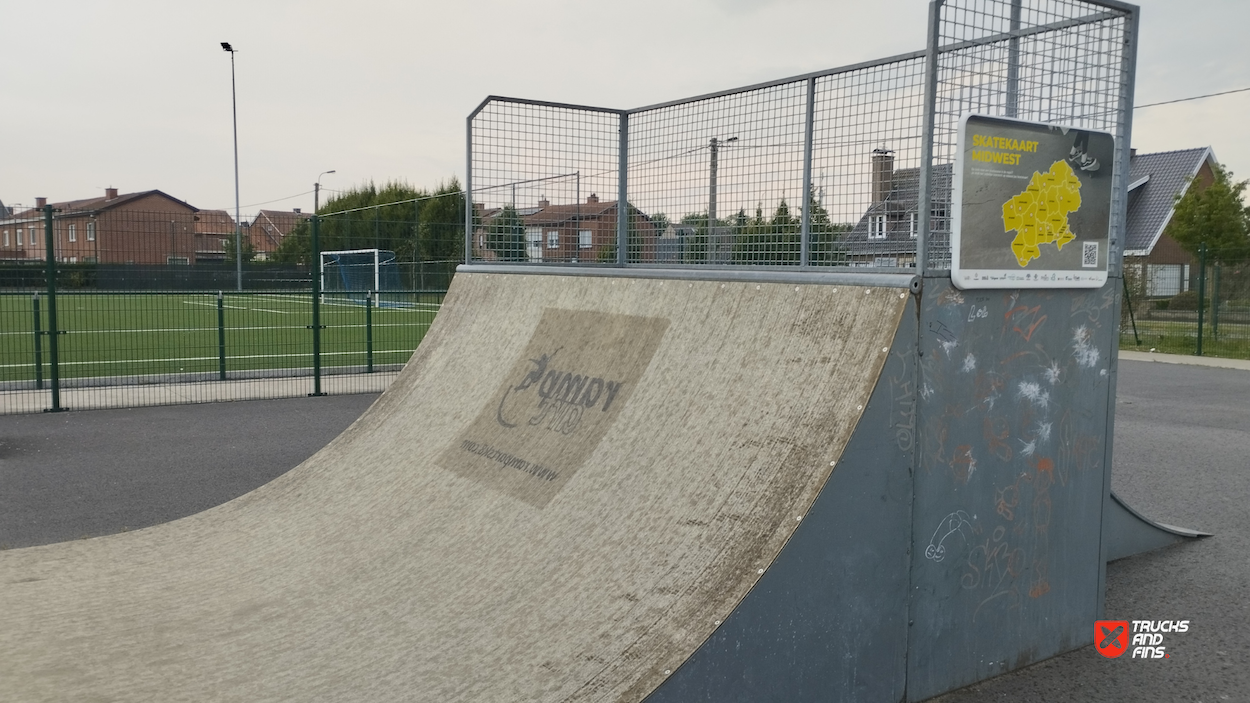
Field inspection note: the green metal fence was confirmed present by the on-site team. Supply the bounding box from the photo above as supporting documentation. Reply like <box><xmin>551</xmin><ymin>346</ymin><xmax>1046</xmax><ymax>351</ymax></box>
<box><xmin>1122</xmin><ymin>246</ymin><xmax>1250</xmax><ymax>360</ymax></box>
<box><xmin>0</xmin><ymin>205</ymin><xmax>459</xmax><ymax>414</ymax></box>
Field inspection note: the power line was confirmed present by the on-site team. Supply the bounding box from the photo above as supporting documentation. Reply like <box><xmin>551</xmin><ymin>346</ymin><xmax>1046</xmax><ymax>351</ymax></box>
<box><xmin>1136</xmin><ymin>86</ymin><xmax>1250</xmax><ymax>110</ymax></box>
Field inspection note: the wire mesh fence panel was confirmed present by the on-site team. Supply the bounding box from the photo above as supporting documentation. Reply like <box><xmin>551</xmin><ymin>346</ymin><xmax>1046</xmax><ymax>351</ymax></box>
<box><xmin>469</xmin><ymin>100</ymin><xmax>622</xmax><ymax>264</ymax></box>
<box><xmin>927</xmin><ymin>0</ymin><xmax>1135</xmax><ymax>270</ymax></box>
<box><xmin>0</xmin><ymin>204</ymin><xmax>454</xmax><ymax>413</ymax></box>
<box><xmin>811</xmin><ymin>56</ymin><xmax>929</xmax><ymax>268</ymax></box>
<box><xmin>628</xmin><ymin>82</ymin><xmax>810</xmax><ymax>266</ymax></box>
<box><xmin>1122</xmin><ymin>261</ymin><xmax>1250</xmax><ymax>360</ymax></box>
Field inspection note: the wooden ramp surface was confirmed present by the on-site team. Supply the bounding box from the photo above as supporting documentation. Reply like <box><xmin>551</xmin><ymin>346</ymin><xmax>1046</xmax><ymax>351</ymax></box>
<box><xmin>0</xmin><ymin>273</ymin><xmax>906</xmax><ymax>702</ymax></box>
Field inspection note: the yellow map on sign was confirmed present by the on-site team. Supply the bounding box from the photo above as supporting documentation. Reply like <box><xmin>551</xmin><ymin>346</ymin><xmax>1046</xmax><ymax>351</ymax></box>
<box><xmin>1001</xmin><ymin>159</ymin><xmax>1082</xmax><ymax>267</ymax></box>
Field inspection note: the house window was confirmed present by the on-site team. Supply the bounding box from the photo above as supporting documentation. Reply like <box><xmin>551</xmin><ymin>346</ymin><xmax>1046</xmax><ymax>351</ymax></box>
<box><xmin>68</xmin><ymin>224</ymin><xmax>77</xmax><ymax>243</ymax></box>
<box><xmin>546</xmin><ymin>231</ymin><xmax>559</xmax><ymax>249</ymax></box>
<box><xmin>525</xmin><ymin>227</ymin><xmax>543</xmax><ymax>261</ymax></box>
<box><xmin>868</xmin><ymin>215</ymin><xmax>887</xmax><ymax>240</ymax></box>
<box><xmin>18</xmin><ymin>229</ymin><xmax>24</xmax><ymax>246</ymax></box>
<box><xmin>167</xmin><ymin>256</ymin><xmax>190</xmax><ymax>266</ymax></box>
<box><xmin>29</xmin><ymin>227</ymin><xmax>37</xmax><ymax>245</ymax></box>
<box><xmin>2</xmin><ymin>230</ymin><xmax>7</xmax><ymax>247</ymax></box>
<box><xmin>86</xmin><ymin>222</ymin><xmax>96</xmax><ymax>241</ymax></box>
<box><xmin>909</xmin><ymin>213</ymin><xmax>918</xmax><ymax>239</ymax></box>
<box><xmin>579</xmin><ymin>230</ymin><xmax>592</xmax><ymax>249</ymax></box>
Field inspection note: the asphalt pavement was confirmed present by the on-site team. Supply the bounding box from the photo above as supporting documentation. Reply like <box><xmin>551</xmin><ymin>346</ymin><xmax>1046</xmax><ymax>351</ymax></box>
<box><xmin>0</xmin><ymin>359</ymin><xmax>1244</xmax><ymax>701</ymax></box>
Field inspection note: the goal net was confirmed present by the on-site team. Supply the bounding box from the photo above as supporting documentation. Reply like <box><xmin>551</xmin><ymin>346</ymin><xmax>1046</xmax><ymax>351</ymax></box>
<box><xmin>320</xmin><ymin>249</ymin><xmax>402</xmax><ymax>304</ymax></box>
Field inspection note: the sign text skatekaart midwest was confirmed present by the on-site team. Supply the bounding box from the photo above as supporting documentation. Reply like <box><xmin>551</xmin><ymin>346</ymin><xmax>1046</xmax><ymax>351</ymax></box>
<box><xmin>440</xmin><ymin>308</ymin><xmax>669</xmax><ymax>507</ymax></box>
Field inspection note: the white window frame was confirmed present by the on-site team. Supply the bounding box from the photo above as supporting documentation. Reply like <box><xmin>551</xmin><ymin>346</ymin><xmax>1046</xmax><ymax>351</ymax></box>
<box><xmin>18</xmin><ymin>228</ymin><xmax>24</xmax><ymax>246</ymax></box>
<box><xmin>86</xmin><ymin>221</ymin><xmax>96</xmax><ymax>241</ymax></box>
<box><xmin>578</xmin><ymin>230</ymin><xmax>593</xmax><ymax>249</ymax></box>
<box><xmin>525</xmin><ymin>227</ymin><xmax>543</xmax><ymax>261</ymax></box>
<box><xmin>167</xmin><ymin>256</ymin><xmax>190</xmax><ymax>266</ymax></box>
<box><xmin>2</xmin><ymin>230</ymin><xmax>8</xmax><ymax>247</ymax></box>
<box><xmin>868</xmin><ymin>214</ymin><xmax>887</xmax><ymax>240</ymax></box>
<box><xmin>546</xmin><ymin>230</ymin><xmax>559</xmax><ymax>249</ymax></box>
<box><xmin>909</xmin><ymin>212</ymin><xmax>918</xmax><ymax>239</ymax></box>
<box><xmin>68</xmin><ymin>223</ymin><xmax>76</xmax><ymax>243</ymax></box>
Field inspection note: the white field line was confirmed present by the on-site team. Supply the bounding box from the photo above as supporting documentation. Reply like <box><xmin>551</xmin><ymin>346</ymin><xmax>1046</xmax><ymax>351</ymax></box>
<box><xmin>0</xmin><ymin>348</ymin><xmax>417</xmax><ymax>369</ymax></box>
<box><xmin>183</xmin><ymin>301</ymin><xmax>292</xmax><ymax>314</ymax></box>
<box><xmin>0</xmin><ymin>320</ymin><xmax>432</xmax><ymax>336</ymax></box>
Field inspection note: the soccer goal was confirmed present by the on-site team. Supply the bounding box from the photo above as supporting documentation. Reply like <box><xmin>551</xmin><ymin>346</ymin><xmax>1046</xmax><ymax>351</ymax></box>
<box><xmin>320</xmin><ymin>249</ymin><xmax>403</xmax><ymax>305</ymax></box>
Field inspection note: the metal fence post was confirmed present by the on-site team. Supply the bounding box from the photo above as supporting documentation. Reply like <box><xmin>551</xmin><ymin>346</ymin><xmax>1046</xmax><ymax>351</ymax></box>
<box><xmin>1211</xmin><ymin>263</ymin><xmax>1220</xmax><ymax>340</ymax></box>
<box><xmin>366</xmin><ymin>290</ymin><xmax>374</xmax><ymax>373</ymax></box>
<box><xmin>43</xmin><ymin>205</ymin><xmax>63</xmax><ymax>412</ymax></box>
<box><xmin>310</xmin><ymin>215</ymin><xmax>325</xmax><ymax>396</ymax></box>
<box><xmin>1196</xmin><ymin>243</ymin><xmax>1206</xmax><ymax>356</ymax></box>
<box><xmin>800</xmin><ymin>76</ymin><xmax>816</xmax><ymax>268</ymax></box>
<box><xmin>618</xmin><ymin>111</ymin><xmax>628</xmax><ymax>266</ymax></box>
<box><xmin>916</xmin><ymin>0</ymin><xmax>944</xmax><ymax>275</ymax></box>
<box><xmin>217</xmin><ymin>291</ymin><xmax>227</xmax><ymax>381</ymax></box>
<box><xmin>32</xmin><ymin>293</ymin><xmax>43</xmax><ymax>390</ymax></box>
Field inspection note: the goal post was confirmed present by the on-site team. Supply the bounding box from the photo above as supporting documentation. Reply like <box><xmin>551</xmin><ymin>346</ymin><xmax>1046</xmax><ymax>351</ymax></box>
<box><xmin>319</xmin><ymin>249</ymin><xmax>401</xmax><ymax>303</ymax></box>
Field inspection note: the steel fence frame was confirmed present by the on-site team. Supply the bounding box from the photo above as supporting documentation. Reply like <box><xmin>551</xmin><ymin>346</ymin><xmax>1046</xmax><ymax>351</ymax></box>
<box><xmin>467</xmin><ymin>0</ymin><xmax>1138</xmax><ymax>278</ymax></box>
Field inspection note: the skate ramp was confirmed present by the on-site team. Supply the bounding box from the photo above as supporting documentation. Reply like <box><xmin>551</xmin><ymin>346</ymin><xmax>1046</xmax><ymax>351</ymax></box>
<box><xmin>0</xmin><ymin>271</ymin><xmax>909</xmax><ymax>702</ymax></box>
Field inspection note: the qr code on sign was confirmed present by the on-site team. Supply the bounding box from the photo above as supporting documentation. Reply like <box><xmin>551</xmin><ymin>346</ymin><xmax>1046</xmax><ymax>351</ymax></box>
<box><xmin>1082</xmin><ymin>241</ymin><xmax>1099</xmax><ymax>268</ymax></box>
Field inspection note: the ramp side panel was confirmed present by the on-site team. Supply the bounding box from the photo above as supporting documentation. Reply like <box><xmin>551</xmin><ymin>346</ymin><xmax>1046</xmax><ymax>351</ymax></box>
<box><xmin>1104</xmin><ymin>490</ymin><xmax>1209</xmax><ymax>562</ymax></box>
<box><xmin>907</xmin><ymin>281</ymin><xmax>1116</xmax><ymax>701</ymax></box>
<box><xmin>644</xmin><ymin>297</ymin><xmax>917</xmax><ymax>703</ymax></box>
<box><xmin>0</xmin><ymin>274</ymin><xmax>907</xmax><ymax>703</ymax></box>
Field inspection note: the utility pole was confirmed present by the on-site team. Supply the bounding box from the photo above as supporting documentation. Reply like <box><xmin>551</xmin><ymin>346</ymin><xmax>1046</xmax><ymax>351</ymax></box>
<box><xmin>709</xmin><ymin>136</ymin><xmax>737</xmax><ymax>262</ymax></box>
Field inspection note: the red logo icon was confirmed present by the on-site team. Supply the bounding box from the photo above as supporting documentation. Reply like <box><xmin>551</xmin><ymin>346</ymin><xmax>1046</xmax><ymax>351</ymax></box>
<box><xmin>1095</xmin><ymin>620</ymin><xmax>1130</xmax><ymax>658</ymax></box>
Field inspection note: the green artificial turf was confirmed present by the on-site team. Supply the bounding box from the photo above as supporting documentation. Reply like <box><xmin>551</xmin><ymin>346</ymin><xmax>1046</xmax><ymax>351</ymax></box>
<box><xmin>0</xmin><ymin>291</ymin><xmax>441</xmax><ymax>383</ymax></box>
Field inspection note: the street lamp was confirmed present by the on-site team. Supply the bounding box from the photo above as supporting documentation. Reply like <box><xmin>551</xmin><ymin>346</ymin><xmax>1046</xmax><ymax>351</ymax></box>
<box><xmin>221</xmin><ymin>41</ymin><xmax>242</xmax><ymax>291</ymax></box>
<box><xmin>315</xmin><ymin>170</ymin><xmax>336</xmax><ymax>213</ymax></box>
<box><xmin>709</xmin><ymin>136</ymin><xmax>737</xmax><ymax>262</ymax></box>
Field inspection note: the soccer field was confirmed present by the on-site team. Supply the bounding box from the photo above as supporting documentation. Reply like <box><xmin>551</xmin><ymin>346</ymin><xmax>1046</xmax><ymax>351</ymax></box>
<box><xmin>0</xmin><ymin>291</ymin><xmax>442</xmax><ymax>384</ymax></box>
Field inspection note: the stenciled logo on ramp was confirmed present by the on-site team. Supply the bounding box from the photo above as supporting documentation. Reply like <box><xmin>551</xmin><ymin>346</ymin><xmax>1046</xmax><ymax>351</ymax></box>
<box><xmin>440</xmin><ymin>308</ymin><xmax>669</xmax><ymax>508</ymax></box>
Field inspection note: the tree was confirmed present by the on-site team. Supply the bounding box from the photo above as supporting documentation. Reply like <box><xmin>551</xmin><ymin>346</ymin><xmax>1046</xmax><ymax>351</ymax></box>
<box><xmin>732</xmin><ymin>199</ymin><xmax>800</xmax><ymax>264</ymax></box>
<box><xmin>485</xmin><ymin>205</ymin><xmax>526</xmax><ymax>261</ymax></box>
<box><xmin>1169</xmin><ymin>164</ymin><xmax>1250</xmax><ymax>265</ymax></box>
<box><xmin>273</xmin><ymin>180</ymin><xmax>465</xmax><ymax>266</ymax></box>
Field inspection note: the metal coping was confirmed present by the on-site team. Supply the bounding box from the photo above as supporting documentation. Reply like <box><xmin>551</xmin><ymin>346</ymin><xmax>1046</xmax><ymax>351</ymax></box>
<box><xmin>457</xmin><ymin>264</ymin><xmax>920</xmax><ymax>291</ymax></box>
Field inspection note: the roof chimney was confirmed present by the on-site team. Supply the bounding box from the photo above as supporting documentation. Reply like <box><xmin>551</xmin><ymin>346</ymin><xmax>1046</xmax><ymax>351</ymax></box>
<box><xmin>586</xmin><ymin>193</ymin><xmax>599</xmax><ymax>204</ymax></box>
<box><xmin>35</xmin><ymin>197</ymin><xmax>47</xmax><ymax>208</ymax></box>
<box><xmin>871</xmin><ymin>148</ymin><xmax>895</xmax><ymax>205</ymax></box>
<box><xmin>105</xmin><ymin>187</ymin><xmax>118</xmax><ymax>201</ymax></box>
<box><xmin>1130</xmin><ymin>147</ymin><xmax>1137</xmax><ymax>158</ymax></box>
<box><xmin>538</xmin><ymin>195</ymin><xmax>550</xmax><ymax>208</ymax></box>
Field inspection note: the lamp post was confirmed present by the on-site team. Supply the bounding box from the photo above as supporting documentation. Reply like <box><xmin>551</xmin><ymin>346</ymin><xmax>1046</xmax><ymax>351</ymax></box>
<box><xmin>315</xmin><ymin>170</ymin><xmax>336</xmax><ymax>214</ymax></box>
<box><xmin>221</xmin><ymin>41</ymin><xmax>243</xmax><ymax>291</ymax></box>
<box><xmin>708</xmin><ymin>136</ymin><xmax>737</xmax><ymax>262</ymax></box>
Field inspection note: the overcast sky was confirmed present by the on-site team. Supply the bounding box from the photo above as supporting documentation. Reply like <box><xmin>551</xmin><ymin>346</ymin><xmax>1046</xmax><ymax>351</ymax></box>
<box><xmin>3</xmin><ymin>0</ymin><xmax>1247</xmax><ymax>218</ymax></box>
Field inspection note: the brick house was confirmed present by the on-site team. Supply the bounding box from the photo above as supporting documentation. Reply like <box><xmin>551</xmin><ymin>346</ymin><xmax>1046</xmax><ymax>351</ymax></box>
<box><xmin>1121</xmin><ymin>147</ymin><xmax>1220</xmax><ymax>297</ymax></box>
<box><xmin>0</xmin><ymin>188</ymin><xmax>231</xmax><ymax>265</ymax></box>
<box><xmin>249</xmin><ymin>209</ymin><xmax>309</xmax><ymax>260</ymax></box>
<box><xmin>472</xmin><ymin>194</ymin><xmax>658</xmax><ymax>263</ymax></box>
<box><xmin>838</xmin><ymin>149</ymin><xmax>952</xmax><ymax>268</ymax></box>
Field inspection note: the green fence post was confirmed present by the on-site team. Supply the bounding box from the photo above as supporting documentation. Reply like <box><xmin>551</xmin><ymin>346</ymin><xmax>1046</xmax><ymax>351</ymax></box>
<box><xmin>43</xmin><ymin>204</ymin><xmax>64</xmax><ymax>412</ymax></box>
<box><xmin>366</xmin><ymin>290</ymin><xmax>374</xmax><ymax>373</ymax></box>
<box><xmin>1211</xmin><ymin>263</ymin><xmax>1220</xmax><ymax>341</ymax></box>
<box><xmin>32</xmin><ymin>293</ymin><xmax>43</xmax><ymax>390</ymax></box>
<box><xmin>310</xmin><ymin>215</ymin><xmax>325</xmax><ymax>396</ymax></box>
<box><xmin>1196</xmin><ymin>243</ymin><xmax>1206</xmax><ymax>356</ymax></box>
<box><xmin>217</xmin><ymin>291</ymin><xmax>227</xmax><ymax>381</ymax></box>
